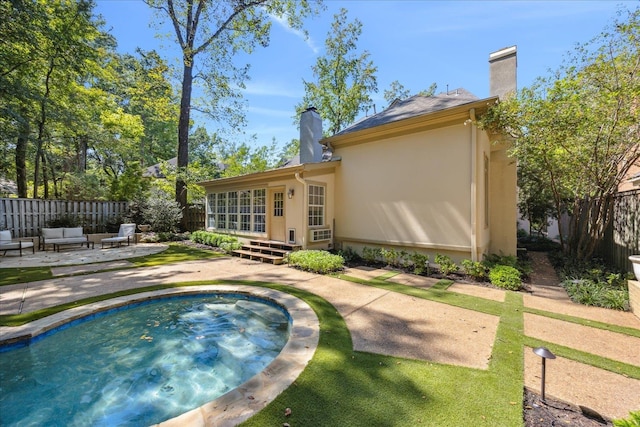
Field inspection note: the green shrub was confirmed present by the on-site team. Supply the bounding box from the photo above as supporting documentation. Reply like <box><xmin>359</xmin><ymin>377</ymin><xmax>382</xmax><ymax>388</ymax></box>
<box><xmin>461</xmin><ymin>259</ymin><xmax>487</xmax><ymax>281</ymax></box>
<box><xmin>190</xmin><ymin>230</ymin><xmax>240</xmax><ymax>253</ymax></box>
<box><xmin>435</xmin><ymin>254</ymin><xmax>458</xmax><ymax>276</ymax></box>
<box><xmin>141</xmin><ymin>189</ymin><xmax>183</xmax><ymax>233</ymax></box>
<box><xmin>562</xmin><ymin>279</ymin><xmax>628</xmax><ymax>311</ymax></box>
<box><xmin>614</xmin><ymin>410</ymin><xmax>640</xmax><ymax>427</ymax></box>
<box><xmin>488</xmin><ymin>265</ymin><xmax>521</xmax><ymax>290</ymax></box>
<box><xmin>381</xmin><ymin>248</ymin><xmax>398</xmax><ymax>267</ymax></box>
<box><xmin>338</xmin><ymin>246</ymin><xmax>361</xmax><ymax>265</ymax></box>
<box><xmin>410</xmin><ymin>252</ymin><xmax>430</xmax><ymax>275</ymax></box>
<box><xmin>47</xmin><ymin>214</ymin><xmax>80</xmax><ymax>228</ymax></box>
<box><xmin>482</xmin><ymin>253</ymin><xmax>532</xmax><ymax>278</ymax></box>
<box><xmin>287</xmin><ymin>250</ymin><xmax>345</xmax><ymax>274</ymax></box>
<box><xmin>362</xmin><ymin>246</ymin><xmax>382</xmax><ymax>264</ymax></box>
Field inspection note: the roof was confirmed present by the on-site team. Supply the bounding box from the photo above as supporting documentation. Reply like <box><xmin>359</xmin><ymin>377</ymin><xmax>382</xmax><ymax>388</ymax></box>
<box><xmin>333</xmin><ymin>88</ymin><xmax>480</xmax><ymax>137</ymax></box>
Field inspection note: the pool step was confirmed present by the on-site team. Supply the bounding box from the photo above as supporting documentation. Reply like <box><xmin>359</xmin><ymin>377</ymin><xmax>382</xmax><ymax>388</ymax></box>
<box><xmin>232</xmin><ymin>240</ymin><xmax>301</xmax><ymax>265</ymax></box>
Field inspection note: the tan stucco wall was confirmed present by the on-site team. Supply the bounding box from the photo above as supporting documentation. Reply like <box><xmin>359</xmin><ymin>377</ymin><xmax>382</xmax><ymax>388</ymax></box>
<box><xmin>489</xmin><ymin>145</ymin><xmax>517</xmax><ymax>256</ymax></box>
<box><xmin>333</xmin><ymin>123</ymin><xmax>474</xmax><ymax>261</ymax></box>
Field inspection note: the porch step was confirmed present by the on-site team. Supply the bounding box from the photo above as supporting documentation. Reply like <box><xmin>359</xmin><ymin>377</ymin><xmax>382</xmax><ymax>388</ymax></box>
<box><xmin>232</xmin><ymin>240</ymin><xmax>301</xmax><ymax>265</ymax></box>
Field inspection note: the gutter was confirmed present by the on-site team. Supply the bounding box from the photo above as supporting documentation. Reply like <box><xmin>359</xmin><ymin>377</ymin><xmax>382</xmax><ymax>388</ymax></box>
<box><xmin>295</xmin><ymin>172</ymin><xmax>307</xmax><ymax>248</ymax></box>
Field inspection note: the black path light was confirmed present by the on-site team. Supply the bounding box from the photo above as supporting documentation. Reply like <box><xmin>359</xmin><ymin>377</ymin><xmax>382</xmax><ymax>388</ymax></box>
<box><xmin>533</xmin><ymin>346</ymin><xmax>556</xmax><ymax>402</ymax></box>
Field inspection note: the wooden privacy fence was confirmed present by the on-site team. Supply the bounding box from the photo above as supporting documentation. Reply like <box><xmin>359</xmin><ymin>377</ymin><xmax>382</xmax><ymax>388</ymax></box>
<box><xmin>1</xmin><ymin>198</ymin><xmax>206</xmax><ymax>237</ymax></box>
<box><xmin>1</xmin><ymin>198</ymin><xmax>129</xmax><ymax>237</ymax></box>
<box><xmin>598</xmin><ymin>189</ymin><xmax>640</xmax><ymax>273</ymax></box>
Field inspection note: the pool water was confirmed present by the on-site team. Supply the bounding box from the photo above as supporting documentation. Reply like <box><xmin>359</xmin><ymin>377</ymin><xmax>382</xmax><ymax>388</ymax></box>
<box><xmin>0</xmin><ymin>294</ymin><xmax>290</xmax><ymax>426</ymax></box>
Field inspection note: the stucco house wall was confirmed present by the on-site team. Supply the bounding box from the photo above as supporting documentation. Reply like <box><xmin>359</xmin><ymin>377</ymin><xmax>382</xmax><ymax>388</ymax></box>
<box><xmin>333</xmin><ymin>124</ymin><xmax>473</xmax><ymax>258</ymax></box>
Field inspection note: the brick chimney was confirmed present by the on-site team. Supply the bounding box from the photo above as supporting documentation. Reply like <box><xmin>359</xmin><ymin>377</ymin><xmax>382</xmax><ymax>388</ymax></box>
<box><xmin>489</xmin><ymin>46</ymin><xmax>517</xmax><ymax>99</ymax></box>
<box><xmin>300</xmin><ymin>107</ymin><xmax>323</xmax><ymax>164</ymax></box>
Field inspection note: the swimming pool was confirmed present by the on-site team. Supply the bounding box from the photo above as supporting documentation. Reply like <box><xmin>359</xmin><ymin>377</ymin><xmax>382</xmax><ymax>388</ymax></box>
<box><xmin>0</xmin><ymin>286</ymin><xmax>320</xmax><ymax>426</ymax></box>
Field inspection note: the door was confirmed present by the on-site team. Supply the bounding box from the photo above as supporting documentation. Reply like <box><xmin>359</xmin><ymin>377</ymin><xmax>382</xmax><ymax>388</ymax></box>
<box><xmin>269</xmin><ymin>189</ymin><xmax>286</xmax><ymax>242</ymax></box>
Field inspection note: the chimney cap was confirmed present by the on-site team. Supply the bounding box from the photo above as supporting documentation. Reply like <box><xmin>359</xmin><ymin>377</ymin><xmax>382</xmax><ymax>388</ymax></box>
<box><xmin>304</xmin><ymin>106</ymin><xmax>318</xmax><ymax>113</ymax></box>
<box><xmin>489</xmin><ymin>46</ymin><xmax>517</xmax><ymax>62</ymax></box>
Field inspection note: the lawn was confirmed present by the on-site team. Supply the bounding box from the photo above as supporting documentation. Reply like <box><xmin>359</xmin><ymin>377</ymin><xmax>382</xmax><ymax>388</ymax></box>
<box><xmin>2</xmin><ymin>248</ymin><xmax>638</xmax><ymax>425</ymax></box>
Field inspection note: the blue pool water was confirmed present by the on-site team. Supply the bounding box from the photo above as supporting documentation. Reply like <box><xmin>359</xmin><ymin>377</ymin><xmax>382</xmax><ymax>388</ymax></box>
<box><xmin>0</xmin><ymin>294</ymin><xmax>290</xmax><ymax>426</ymax></box>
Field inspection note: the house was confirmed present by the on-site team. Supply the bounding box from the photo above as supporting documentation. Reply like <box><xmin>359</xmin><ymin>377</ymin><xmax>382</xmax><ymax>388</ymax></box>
<box><xmin>199</xmin><ymin>47</ymin><xmax>518</xmax><ymax>263</ymax></box>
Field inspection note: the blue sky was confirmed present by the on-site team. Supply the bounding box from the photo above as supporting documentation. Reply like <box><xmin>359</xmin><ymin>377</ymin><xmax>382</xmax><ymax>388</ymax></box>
<box><xmin>94</xmin><ymin>0</ymin><xmax>632</xmax><ymax>150</ymax></box>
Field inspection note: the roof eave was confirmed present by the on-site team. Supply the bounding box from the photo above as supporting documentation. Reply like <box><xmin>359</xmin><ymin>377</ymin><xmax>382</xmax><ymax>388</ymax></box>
<box><xmin>322</xmin><ymin>96</ymin><xmax>498</xmax><ymax>147</ymax></box>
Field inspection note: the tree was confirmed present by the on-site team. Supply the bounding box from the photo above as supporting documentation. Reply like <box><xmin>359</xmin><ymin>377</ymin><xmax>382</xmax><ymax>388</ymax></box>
<box><xmin>383</xmin><ymin>81</ymin><xmax>437</xmax><ymax>106</ymax></box>
<box><xmin>296</xmin><ymin>8</ymin><xmax>378</xmax><ymax>135</ymax></box>
<box><xmin>481</xmin><ymin>6</ymin><xmax>640</xmax><ymax>260</ymax></box>
<box><xmin>144</xmin><ymin>0</ymin><xmax>322</xmax><ymax>226</ymax></box>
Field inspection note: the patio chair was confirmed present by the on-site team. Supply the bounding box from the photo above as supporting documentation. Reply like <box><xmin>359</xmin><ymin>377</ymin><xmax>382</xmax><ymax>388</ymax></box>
<box><xmin>101</xmin><ymin>223</ymin><xmax>136</xmax><ymax>249</ymax></box>
<box><xmin>0</xmin><ymin>230</ymin><xmax>35</xmax><ymax>256</ymax></box>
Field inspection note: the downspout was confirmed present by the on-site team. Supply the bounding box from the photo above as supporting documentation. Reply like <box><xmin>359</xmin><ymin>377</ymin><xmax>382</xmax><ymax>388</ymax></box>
<box><xmin>470</xmin><ymin>108</ymin><xmax>478</xmax><ymax>261</ymax></box>
<box><xmin>295</xmin><ymin>171</ymin><xmax>307</xmax><ymax>248</ymax></box>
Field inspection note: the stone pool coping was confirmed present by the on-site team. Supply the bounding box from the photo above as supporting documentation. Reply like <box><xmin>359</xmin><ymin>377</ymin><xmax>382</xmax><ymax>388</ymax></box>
<box><xmin>0</xmin><ymin>285</ymin><xmax>320</xmax><ymax>427</ymax></box>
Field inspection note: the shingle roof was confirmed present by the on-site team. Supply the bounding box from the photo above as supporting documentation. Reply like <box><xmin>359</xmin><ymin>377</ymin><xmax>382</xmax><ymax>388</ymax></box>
<box><xmin>333</xmin><ymin>88</ymin><xmax>479</xmax><ymax>137</ymax></box>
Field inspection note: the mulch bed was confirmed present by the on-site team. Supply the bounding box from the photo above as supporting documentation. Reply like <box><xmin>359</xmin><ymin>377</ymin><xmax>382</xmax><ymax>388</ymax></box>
<box><xmin>524</xmin><ymin>389</ymin><xmax>611</xmax><ymax>426</ymax></box>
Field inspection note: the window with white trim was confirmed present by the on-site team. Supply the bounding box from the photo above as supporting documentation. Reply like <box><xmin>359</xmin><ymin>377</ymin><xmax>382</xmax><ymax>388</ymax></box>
<box><xmin>216</xmin><ymin>192</ymin><xmax>227</xmax><ymax>229</ymax></box>
<box><xmin>239</xmin><ymin>191</ymin><xmax>251</xmax><ymax>231</ymax></box>
<box><xmin>228</xmin><ymin>191</ymin><xmax>238</xmax><ymax>230</ymax></box>
<box><xmin>308</xmin><ymin>184</ymin><xmax>325</xmax><ymax>227</ymax></box>
<box><xmin>207</xmin><ymin>194</ymin><xmax>216</xmax><ymax>228</ymax></box>
<box><xmin>253</xmin><ymin>189</ymin><xmax>266</xmax><ymax>232</ymax></box>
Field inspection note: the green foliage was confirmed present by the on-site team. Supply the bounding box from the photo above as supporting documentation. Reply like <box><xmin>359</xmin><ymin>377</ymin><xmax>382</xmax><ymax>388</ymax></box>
<box><xmin>482</xmin><ymin>253</ymin><xmax>532</xmax><ymax>278</ymax></box>
<box><xmin>480</xmin><ymin>7</ymin><xmax>640</xmax><ymax>260</ymax></box>
<box><xmin>562</xmin><ymin>279</ymin><xmax>629</xmax><ymax>310</ymax></box>
<box><xmin>140</xmin><ymin>189</ymin><xmax>183</xmax><ymax>233</ymax></box>
<box><xmin>362</xmin><ymin>246</ymin><xmax>382</xmax><ymax>264</ymax></box>
<box><xmin>287</xmin><ymin>250</ymin><xmax>345</xmax><ymax>274</ymax></box>
<box><xmin>296</xmin><ymin>8</ymin><xmax>378</xmax><ymax>135</ymax></box>
<box><xmin>488</xmin><ymin>265</ymin><xmax>521</xmax><ymax>290</ymax></box>
<box><xmin>190</xmin><ymin>230</ymin><xmax>241</xmax><ymax>253</ymax></box>
<box><xmin>409</xmin><ymin>252</ymin><xmax>430</xmax><ymax>275</ymax></box>
<box><xmin>434</xmin><ymin>254</ymin><xmax>458</xmax><ymax>276</ymax></box>
<box><xmin>614</xmin><ymin>410</ymin><xmax>640</xmax><ymax>427</ymax></box>
<box><xmin>338</xmin><ymin>246</ymin><xmax>361</xmax><ymax>265</ymax></box>
<box><xmin>461</xmin><ymin>259</ymin><xmax>488</xmax><ymax>281</ymax></box>
<box><xmin>380</xmin><ymin>247</ymin><xmax>397</xmax><ymax>266</ymax></box>
<box><xmin>517</xmin><ymin>234</ymin><xmax>561</xmax><ymax>252</ymax></box>
<box><xmin>46</xmin><ymin>214</ymin><xmax>80</xmax><ymax>228</ymax></box>
<box><xmin>109</xmin><ymin>161</ymin><xmax>149</xmax><ymax>201</ymax></box>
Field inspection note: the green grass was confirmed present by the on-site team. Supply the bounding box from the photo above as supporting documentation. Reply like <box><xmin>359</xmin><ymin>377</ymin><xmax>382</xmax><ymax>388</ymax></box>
<box><xmin>3</xmin><ymin>259</ymin><xmax>638</xmax><ymax>425</ymax></box>
<box><xmin>0</xmin><ymin>267</ymin><xmax>52</xmax><ymax>286</ymax></box>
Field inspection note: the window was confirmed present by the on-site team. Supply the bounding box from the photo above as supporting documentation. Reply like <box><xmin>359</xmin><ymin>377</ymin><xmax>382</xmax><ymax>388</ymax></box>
<box><xmin>253</xmin><ymin>189</ymin><xmax>266</xmax><ymax>232</ymax></box>
<box><xmin>207</xmin><ymin>194</ymin><xmax>216</xmax><ymax>228</ymax></box>
<box><xmin>240</xmin><ymin>191</ymin><xmax>251</xmax><ymax>231</ymax></box>
<box><xmin>207</xmin><ymin>188</ymin><xmax>267</xmax><ymax>233</ymax></box>
<box><xmin>216</xmin><ymin>192</ymin><xmax>227</xmax><ymax>229</ymax></box>
<box><xmin>273</xmin><ymin>191</ymin><xmax>284</xmax><ymax>217</ymax></box>
<box><xmin>228</xmin><ymin>191</ymin><xmax>238</xmax><ymax>230</ymax></box>
<box><xmin>308</xmin><ymin>184</ymin><xmax>325</xmax><ymax>227</ymax></box>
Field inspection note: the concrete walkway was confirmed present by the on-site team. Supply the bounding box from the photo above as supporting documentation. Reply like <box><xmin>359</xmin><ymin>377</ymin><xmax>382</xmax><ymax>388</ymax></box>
<box><xmin>1</xmin><ymin>249</ymin><xmax>639</xmax><ymax>421</ymax></box>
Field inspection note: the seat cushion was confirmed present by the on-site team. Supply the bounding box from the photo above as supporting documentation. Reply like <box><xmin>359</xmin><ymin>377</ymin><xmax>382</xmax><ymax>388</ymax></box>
<box><xmin>0</xmin><ymin>230</ymin><xmax>11</xmax><ymax>243</ymax></box>
<box><xmin>63</xmin><ymin>227</ymin><xmax>84</xmax><ymax>238</ymax></box>
<box><xmin>42</xmin><ymin>228</ymin><xmax>64</xmax><ymax>239</ymax></box>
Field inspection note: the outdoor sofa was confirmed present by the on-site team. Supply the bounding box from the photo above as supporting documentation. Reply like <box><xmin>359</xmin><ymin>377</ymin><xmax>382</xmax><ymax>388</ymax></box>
<box><xmin>40</xmin><ymin>227</ymin><xmax>93</xmax><ymax>252</ymax></box>
<box><xmin>0</xmin><ymin>230</ymin><xmax>35</xmax><ymax>256</ymax></box>
<box><xmin>101</xmin><ymin>223</ymin><xmax>136</xmax><ymax>248</ymax></box>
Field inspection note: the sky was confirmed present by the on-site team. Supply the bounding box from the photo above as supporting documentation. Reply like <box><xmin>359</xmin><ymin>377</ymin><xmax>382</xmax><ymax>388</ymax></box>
<box><xmin>94</xmin><ymin>0</ymin><xmax>634</xmax><ymax>150</ymax></box>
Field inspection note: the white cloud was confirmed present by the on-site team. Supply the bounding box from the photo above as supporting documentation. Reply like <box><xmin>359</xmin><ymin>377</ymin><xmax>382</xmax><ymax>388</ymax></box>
<box><xmin>269</xmin><ymin>13</ymin><xmax>320</xmax><ymax>55</ymax></box>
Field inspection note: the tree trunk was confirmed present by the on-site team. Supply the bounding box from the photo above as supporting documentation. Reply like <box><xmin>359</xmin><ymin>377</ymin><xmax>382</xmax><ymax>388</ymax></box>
<box><xmin>15</xmin><ymin>119</ymin><xmax>29</xmax><ymax>198</ymax></box>
<box><xmin>33</xmin><ymin>59</ymin><xmax>54</xmax><ymax>198</ymax></box>
<box><xmin>176</xmin><ymin>59</ymin><xmax>193</xmax><ymax>230</ymax></box>
<box><xmin>77</xmin><ymin>134</ymin><xmax>88</xmax><ymax>171</ymax></box>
